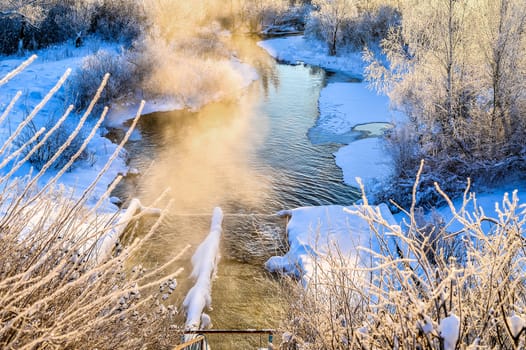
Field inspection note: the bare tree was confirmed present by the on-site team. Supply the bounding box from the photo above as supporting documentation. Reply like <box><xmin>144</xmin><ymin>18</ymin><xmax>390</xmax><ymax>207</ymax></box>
<box><xmin>312</xmin><ymin>0</ymin><xmax>356</xmax><ymax>55</ymax></box>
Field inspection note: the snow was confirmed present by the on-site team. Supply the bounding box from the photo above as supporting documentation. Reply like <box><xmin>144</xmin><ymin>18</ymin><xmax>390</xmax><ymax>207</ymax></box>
<box><xmin>419</xmin><ymin>315</ymin><xmax>434</xmax><ymax>335</ymax></box>
<box><xmin>94</xmin><ymin>198</ymin><xmax>161</xmax><ymax>263</ymax></box>
<box><xmin>258</xmin><ymin>36</ymin><xmax>365</xmax><ymax>75</ymax></box>
<box><xmin>265</xmin><ymin>204</ymin><xmax>397</xmax><ymax>283</ymax></box>
<box><xmin>334</xmin><ymin>138</ymin><xmax>393</xmax><ymax>190</ymax></box>
<box><xmin>183</xmin><ymin>207</ymin><xmax>223</xmax><ymax>330</ymax></box>
<box><xmin>314</xmin><ymin>82</ymin><xmax>402</xmax><ymax>135</ymax></box>
<box><xmin>0</xmin><ymin>38</ymin><xmax>128</xmax><ymax>213</ymax></box>
<box><xmin>508</xmin><ymin>312</ymin><xmax>525</xmax><ymax>338</ymax></box>
<box><xmin>438</xmin><ymin>314</ymin><xmax>460</xmax><ymax>350</ymax></box>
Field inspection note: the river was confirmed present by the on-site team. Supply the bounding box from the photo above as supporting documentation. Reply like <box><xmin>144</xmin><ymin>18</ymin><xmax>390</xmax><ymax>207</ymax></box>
<box><xmin>114</xmin><ymin>38</ymin><xmax>364</xmax><ymax>349</ymax></box>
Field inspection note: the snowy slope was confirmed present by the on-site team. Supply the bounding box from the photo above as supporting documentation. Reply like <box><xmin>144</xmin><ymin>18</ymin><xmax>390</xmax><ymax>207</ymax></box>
<box><xmin>0</xmin><ymin>39</ymin><xmax>127</xmax><ymax>212</ymax></box>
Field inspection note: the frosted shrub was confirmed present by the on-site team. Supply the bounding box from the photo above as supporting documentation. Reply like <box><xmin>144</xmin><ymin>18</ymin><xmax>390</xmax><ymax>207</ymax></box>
<box><xmin>15</xmin><ymin>119</ymin><xmax>92</xmax><ymax>171</ymax></box>
<box><xmin>239</xmin><ymin>0</ymin><xmax>290</xmax><ymax>33</ymax></box>
<box><xmin>306</xmin><ymin>2</ymin><xmax>399</xmax><ymax>54</ymax></box>
<box><xmin>89</xmin><ymin>0</ymin><xmax>146</xmax><ymax>44</ymax></box>
<box><xmin>280</xmin><ymin>177</ymin><xmax>526</xmax><ymax>349</ymax></box>
<box><xmin>67</xmin><ymin>49</ymin><xmax>140</xmax><ymax>112</ymax></box>
<box><xmin>0</xmin><ymin>0</ymin><xmax>145</xmax><ymax>55</ymax></box>
<box><xmin>0</xmin><ymin>59</ymin><xmax>185</xmax><ymax>349</ymax></box>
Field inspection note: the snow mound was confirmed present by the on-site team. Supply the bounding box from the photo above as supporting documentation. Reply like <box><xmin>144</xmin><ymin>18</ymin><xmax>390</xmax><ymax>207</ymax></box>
<box><xmin>265</xmin><ymin>204</ymin><xmax>397</xmax><ymax>283</ymax></box>
<box><xmin>439</xmin><ymin>314</ymin><xmax>460</xmax><ymax>350</ymax></box>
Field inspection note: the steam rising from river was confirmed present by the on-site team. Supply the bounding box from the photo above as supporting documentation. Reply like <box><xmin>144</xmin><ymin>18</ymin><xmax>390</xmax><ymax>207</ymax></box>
<box><xmin>139</xmin><ymin>92</ymin><xmax>272</xmax><ymax>212</ymax></box>
<box><xmin>137</xmin><ymin>1</ymin><xmax>267</xmax><ymax>109</ymax></box>
<box><xmin>131</xmin><ymin>1</ymin><xmax>280</xmax><ymax>212</ymax></box>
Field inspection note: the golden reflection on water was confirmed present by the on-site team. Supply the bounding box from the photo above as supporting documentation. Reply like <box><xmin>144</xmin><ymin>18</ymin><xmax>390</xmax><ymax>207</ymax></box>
<box><xmin>139</xmin><ymin>92</ymin><xmax>270</xmax><ymax>213</ymax></box>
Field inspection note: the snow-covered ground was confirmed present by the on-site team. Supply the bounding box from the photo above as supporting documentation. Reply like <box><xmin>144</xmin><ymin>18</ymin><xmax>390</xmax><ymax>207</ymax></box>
<box><xmin>266</xmin><ymin>204</ymin><xmax>397</xmax><ymax>284</ymax></box>
<box><xmin>259</xmin><ymin>35</ymin><xmax>526</xmax><ymax>281</ymax></box>
<box><xmin>257</xmin><ymin>36</ymin><xmax>365</xmax><ymax>75</ymax></box>
<box><xmin>0</xmin><ymin>38</ymin><xmax>127</xmax><ymax>212</ymax></box>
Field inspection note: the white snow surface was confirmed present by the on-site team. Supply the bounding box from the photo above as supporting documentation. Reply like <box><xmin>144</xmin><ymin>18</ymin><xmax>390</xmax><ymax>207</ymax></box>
<box><xmin>439</xmin><ymin>314</ymin><xmax>460</xmax><ymax>350</ymax></box>
<box><xmin>258</xmin><ymin>35</ymin><xmax>365</xmax><ymax>74</ymax></box>
<box><xmin>508</xmin><ymin>312</ymin><xmax>525</xmax><ymax>338</ymax></box>
<box><xmin>265</xmin><ymin>204</ymin><xmax>397</xmax><ymax>283</ymax></box>
<box><xmin>334</xmin><ymin>138</ymin><xmax>393</xmax><ymax>190</ymax></box>
<box><xmin>183</xmin><ymin>207</ymin><xmax>223</xmax><ymax>330</ymax></box>
<box><xmin>316</xmin><ymin>82</ymin><xmax>402</xmax><ymax>135</ymax></box>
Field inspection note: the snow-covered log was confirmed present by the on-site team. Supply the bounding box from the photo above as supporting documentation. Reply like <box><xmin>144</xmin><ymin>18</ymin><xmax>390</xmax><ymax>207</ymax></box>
<box><xmin>94</xmin><ymin>198</ymin><xmax>161</xmax><ymax>263</ymax></box>
<box><xmin>183</xmin><ymin>207</ymin><xmax>223</xmax><ymax>331</ymax></box>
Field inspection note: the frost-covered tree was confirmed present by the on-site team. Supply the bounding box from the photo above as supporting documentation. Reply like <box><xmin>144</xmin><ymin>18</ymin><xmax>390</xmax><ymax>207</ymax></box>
<box><xmin>366</xmin><ymin>0</ymin><xmax>526</xmax><ymax>207</ymax></box>
<box><xmin>312</xmin><ymin>0</ymin><xmax>357</xmax><ymax>55</ymax></box>
<box><xmin>471</xmin><ymin>0</ymin><xmax>526</xmax><ymax>152</ymax></box>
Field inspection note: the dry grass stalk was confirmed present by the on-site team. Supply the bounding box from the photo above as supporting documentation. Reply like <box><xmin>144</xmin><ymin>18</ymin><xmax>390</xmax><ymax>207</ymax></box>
<box><xmin>0</xmin><ymin>58</ymin><xmax>186</xmax><ymax>349</ymax></box>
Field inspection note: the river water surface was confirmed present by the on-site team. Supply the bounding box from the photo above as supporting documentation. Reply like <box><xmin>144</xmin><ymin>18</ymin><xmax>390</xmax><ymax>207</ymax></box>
<box><xmin>116</xmin><ymin>39</ymin><xmax>363</xmax><ymax>348</ymax></box>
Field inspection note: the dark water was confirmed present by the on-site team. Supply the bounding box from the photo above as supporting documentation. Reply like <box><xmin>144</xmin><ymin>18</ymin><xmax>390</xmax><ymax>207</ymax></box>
<box><xmin>115</xmin><ymin>43</ymin><xmax>362</xmax><ymax>348</ymax></box>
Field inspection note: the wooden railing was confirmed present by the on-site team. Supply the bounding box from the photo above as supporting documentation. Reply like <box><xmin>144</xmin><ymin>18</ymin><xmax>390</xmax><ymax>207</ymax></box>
<box><xmin>174</xmin><ymin>329</ymin><xmax>275</xmax><ymax>350</ymax></box>
<box><xmin>173</xmin><ymin>335</ymin><xmax>206</xmax><ymax>350</ymax></box>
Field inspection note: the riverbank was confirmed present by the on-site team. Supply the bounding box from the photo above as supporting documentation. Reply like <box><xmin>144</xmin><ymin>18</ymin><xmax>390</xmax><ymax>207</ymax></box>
<box><xmin>0</xmin><ymin>37</ymin><xmax>258</xmax><ymax>213</ymax></box>
<box><xmin>258</xmin><ymin>34</ymin><xmax>526</xmax><ymax>281</ymax></box>
<box><xmin>0</xmin><ymin>38</ymin><xmax>127</xmax><ymax>212</ymax></box>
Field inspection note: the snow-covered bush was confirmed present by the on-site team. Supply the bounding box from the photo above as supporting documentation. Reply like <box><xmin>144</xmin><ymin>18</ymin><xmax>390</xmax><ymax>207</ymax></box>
<box><xmin>279</xmin><ymin>180</ymin><xmax>526</xmax><ymax>349</ymax></box>
<box><xmin>0</xmin><ymin>0</ymin><xmax>146</xmax><ymax>55</ymax></box>
<box><xmin>89</xmin><ymin>0</ymin><xmax>146</xmax><ymax>44</ymax></box>
<box><xmin>238</xmin><ymin>0</ymin><xmax>290</xmax><ymax>33</ymax></box>
<box><xmin>15</xmin><ymin>119</ymin><xmax>93</xmax><ymax>171</ymax></box>
<box><xmin>67</xmin><ymin>49</ymin><xmax>140</xmax><ymax>112</ymax></box>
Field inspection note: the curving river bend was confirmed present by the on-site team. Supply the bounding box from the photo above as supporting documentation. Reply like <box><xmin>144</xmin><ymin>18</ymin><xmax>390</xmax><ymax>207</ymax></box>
<box><xmin>115</xmin><ymin>38</ymin><xmax>368</xmax><ymax>348</ymax></box>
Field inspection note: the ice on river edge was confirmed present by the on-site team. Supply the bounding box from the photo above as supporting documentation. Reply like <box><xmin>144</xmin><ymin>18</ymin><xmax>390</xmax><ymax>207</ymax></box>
<box><xmin>265</xmin><ymin>204</ymin><xmax>398</xmax><ymax>284</ymax></box>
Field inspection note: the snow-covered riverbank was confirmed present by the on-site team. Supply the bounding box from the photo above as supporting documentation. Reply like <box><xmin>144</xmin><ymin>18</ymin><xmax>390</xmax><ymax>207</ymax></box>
<box><xmin>0</xmin><ymin>39</ymin><xmax>127</xmax><ymax>212</ymax></box>
<box><xmin>0</xmin><ymin>37</ymin><xmax>258</xmax><ymax>213</ymax></box>
<box><xmin>259</xmin><ymin>35</ymin><xmax>526</xmax><ymax>281</ymax></box>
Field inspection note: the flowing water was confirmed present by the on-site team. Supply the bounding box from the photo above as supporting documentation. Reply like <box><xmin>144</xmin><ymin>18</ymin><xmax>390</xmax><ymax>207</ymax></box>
<box><xmin>113</xmin><ymin>39</ymin><xmax>372</xmax><ymax>348</ymax></box>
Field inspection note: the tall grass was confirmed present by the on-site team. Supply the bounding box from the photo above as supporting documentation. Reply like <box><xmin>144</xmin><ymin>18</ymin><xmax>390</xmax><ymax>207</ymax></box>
<box><xmin>279</xmin><ymin>166</ymin><xmax>526</xmax><ymax>349</ymax></box>
<box><xmin>0</xmin><ymin>59</ymin><xmax>186</xmax><ymax>349</ymax></box>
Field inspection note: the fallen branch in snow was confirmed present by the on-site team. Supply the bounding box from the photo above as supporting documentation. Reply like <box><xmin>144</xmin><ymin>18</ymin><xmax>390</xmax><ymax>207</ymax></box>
<box><xmin>183</xmin><ymin>207</ymin><xmax>223</xmax><ymax>332</ymax></box>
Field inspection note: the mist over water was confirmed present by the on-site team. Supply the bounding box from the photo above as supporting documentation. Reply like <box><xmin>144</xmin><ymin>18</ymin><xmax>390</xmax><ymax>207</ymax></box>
<box><xmin>136</xmin><ymin>88</ymin><xmax>273</xmax><ymax>213</ymax></box>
